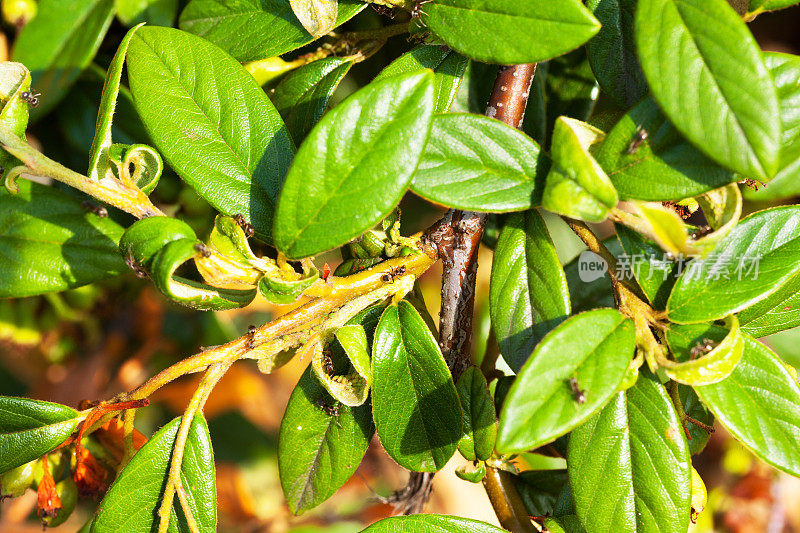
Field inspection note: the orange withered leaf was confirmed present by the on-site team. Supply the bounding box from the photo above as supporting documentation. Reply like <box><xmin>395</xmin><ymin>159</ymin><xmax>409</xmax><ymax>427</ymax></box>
<box><xmin>74</xmin><ymin>448</ymin><xmax>108</xmax><ymax>497</ymax></box>
<box><xmin>37</xmin><ymin>458</ymin><xmax>61</xmax><ymax>519</ymax></box>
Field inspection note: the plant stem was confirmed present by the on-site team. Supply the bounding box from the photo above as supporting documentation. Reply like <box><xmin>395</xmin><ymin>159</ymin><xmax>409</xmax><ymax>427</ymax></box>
<box><xmin>482</xmin><ymin>466</ymin><xmax>538</xmax><ymax>533</ymax></box>
<box><xmin>157</xmin><ymin>362</ymin><xmax>230</xmax><ymax>533</ymax></box>
<box><xmin>0</xmin><ymin>124</ymin><xmax>163</xmax><ymax>218</ymax></box>
<box><xmin>401</xmin><ymin>63</ymin><xmax>537</xmax><ymax>520</ymax></box>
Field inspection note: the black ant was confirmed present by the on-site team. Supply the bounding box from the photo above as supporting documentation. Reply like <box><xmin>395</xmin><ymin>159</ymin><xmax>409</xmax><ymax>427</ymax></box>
<box><xmin>568</xmin><ymin>377</ymin><xmax>586</xmax><ymax>404</ymax></box>
<box><xmin>193</xmin><ymin>242</ymin><xmax>212</xmax><ymax>258</ymax></box>
<box><xmin>626</xmin><ymin>126</ymin><xmax>648</xmax><ymax>154</ymax></box>
<box><xmin>232</xmin><ymin>213</ymin><xmax>254</xmax><ymax>237</ymax></box>
<box><xmin>81</xmin><ymin>200</ymin><xmax>108</xmax><ymax>218</ymax></box>
<box><xmin>315</xmin><ymin>397</ymin><xmax>341</xmax><ymax>418</ymax></box>
<box><xmin>20</xmin><ymin>90</ymin><xmax>40</xmax><ymax>107</ymax></box>
<box><xmin>246</xmin><ymin>325</ymin><xmax>257</xmax><ymax>350</ymax></box>
<box><xmin>124</xmin><ymin>255</ymin><xmax>147</xmax><ymax>279</ymax></box>
<box><xmin>690</xmin><ymin>338</ymin><xmax>716</xmax><ymax>360</ymax></box>
<box><xmin>322</xmin><ymin>350</ymin><xmax>335</xmax><ymax>375</ymax></box>
<box><xmin>381</xmin><ymin>265</ymin><xmax>406</xmax><ymax>283</ymax></box>
<box><xmin>372</xmin><ymin>4</ymin><xmax>395</xmax><ymax>18</ymax></box>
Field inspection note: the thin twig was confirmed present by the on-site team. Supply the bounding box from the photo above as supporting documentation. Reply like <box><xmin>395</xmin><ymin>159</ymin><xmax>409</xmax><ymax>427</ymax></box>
<box><xmin>395</xmin><ymin>63</ymin><xmax>538</xmax><ymax>517</ymax></box>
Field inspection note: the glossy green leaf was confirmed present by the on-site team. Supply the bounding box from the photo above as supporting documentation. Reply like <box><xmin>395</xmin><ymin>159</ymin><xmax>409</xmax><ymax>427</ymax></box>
<box><xmin>568</xmin><ymin>374</ymin><xmax>692</xmax><ymax>533</ymax></box>
<box><xmin>274</xmin><ymin>71</ymin><xmax>433</xmax><ymax>259</ymax></box>
<box><xmin>93</xmin><ymin>415</ymin><xmax>216</xmax><ymax>532</ymax></box>
<box><xmin>116</xmin><ymin>0</ymin><xmax>179</xmax><ymax>26</ymax></box>
<box><xmin>745</xmin><ymin>53</ymin><xmax>800</xmax><ymax>201</ymax></box>
<box><xmin>543</xmin><ymin>117</ymin><xmax>618</xmax><ymax>222</ymax></box>
<box><xmin>586</xmin><ymin>0</ymin><xmax>647</xmax><ymax>107</ymax></box>
<box><xmin>279</xmin><ymin>366</ymin><xmax>374</xmax><ymax>514</ymax></box>
<box><xmin>289</xmin><ymin>0</ymin><xmax>337</xmax><ymax>37</ymax></box>
<box><xmin>667</xmin><ymin>206</ymin><xmax>800</xmax><ymax>323</ymax></box>
<box><xmin>515</xmin><ymin>470</ymin><xmax>569</xmax><ymax>518</ymax></box>
<box><xmin>12</xmin><ymin>0</ymin><xmax>115</xmax><ymax>119</ymax></box>
<box><xmin>361</xmin><ymin>515</ymin><xmax>507</xmax><ymax>533</ymax></box>
<box><xmin>179</xmin><ymin>0</ymin><xmax>364</xmax><ymax>62</ymax></box>
<box><xmin>127</xmin><ymin>26</ymin><xmax>295</xmax><ymax>244</ymax></box>
<box><xmin>455</xmin><ymin>367</ymin><xmax>496</xmax><ymax>462</ymax></box>
<box><xmin>0</xmin><ymin>62</ymin><xmax>31</xmax><ymax>173</ymax></box>
<box><xmin>272</xmin><ymin>57</ymin><xmax>353</xmax><ymax>143</ymax></box>
<box><xmin>372</xmin><ymin>301</ymin><xmax>462</xmax><ymax>472</ymax></box>
<box><xmin>634</xmin><ymin>0</ymin><xmax>781</xmax><ymax>180</ymax></box>
<box><xmin>422</xmin><ymin>0</ymin><xmax>600</xmax><ymax>65</ymax></box>
<box><xmin>489</xmin><ymin>210</ymin><xmax>570</xmax><ymax>372</ymax></box>
<box><xmin>738</xmin><ymin>277</ymin><xmax>800</xmax><ymax>338</ymax></box>
<box><xmin>668</xmin><ymin>325</ymin><xmax>800</xmax><ymax>477</ymax></box>
<box><xmin>375</xmin><ymin>45</ymin><xmax>468</xmax><ymax>114</ymax></box>
<box><xmin>0</xmin><ymin>180</ymin><xmax>125</xmax><ymax>298</ymax></box>
<box><xmin>0</xmin><ymin>397</ymin><xmax>78</xmax><ymax>473</ymax></box>
<box><xmin>411</xmin><ymin>114</ymin><xmax>546</xmax><ymax>212</ymax></box>
<box><xmin>119</xmin><ymin>216</ymin><xmax>197</xmax><ymax>269</ymax></box>
<box><xmin>615</xmin><ymin>224</ymin><xmax>678</xmax><ymax>309</ymax></box>
<box><xmin>595</xmin><ymin>97</ymin><xmax>737</xmax><ymax>201</ymax></box>
<box><xmin>496</xmin><ymin>309</ymin><xmax>635</xmax><ymax>454</ymax></box>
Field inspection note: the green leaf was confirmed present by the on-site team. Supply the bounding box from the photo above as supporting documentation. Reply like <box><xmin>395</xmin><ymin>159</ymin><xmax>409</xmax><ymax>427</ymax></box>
<box><xmin>179</xmin><ymin>0</ymin><xmax>364</xmax><ymax>62</ymax></box>
<box><xmin>274</xmin><ymin>71</ymin><xmax>433</xmax><ymax>259</ymax></box>
<box><xmin>411</xmin><ymin>114</ymin><xmax>546</xmax><ymax>212</ymax></box>
<box><xmin>0</xmin><ymin>397</ymin><xmax>78</xmax><ymax>473</ymax></box>
<box><xmin>375</xmin><ymin>45</ymin><xmax>468</xmax><ymax>114</ymax></box>
<box><xmin>127</xmin><ymin>26</ymin><xmax>295</xmax><ymax>244</ymax></box>
<box><xmin>594</xmin><ymin>97</ymin><xmax>737</xmax><ymax>201</ymax></box>
<box><xmin>738</xmin><ymin>277</ymin><xmax>800</xmax><ymax>338</ymax></box>
<box><xmin>115</xmin><ymin>0</ymin><xmax>179</xmax><ymax>26</ymax></box>
<box><xmin>586</xmin><ymin>0</ymin><xmax>647</xmax><ymax>107</ymax></box>
<box><xmin>568</xmin><ymin>374</ymin><xmax>692</xmax><ymax>533</ymax></box>
<box><xmin>667</xmin><ymin>206</ymin><xmax>800</xmax><ymax>323</ymax></box>
<box><xmin>543</xmin><ymin>117</ymin><xmax>618</xmax><ymax>222</ymax></box>
<box><xmin>455</xmin><ymin>367</ymin><xmax>496</xmax><ymax>462</ymax></box>
<box><xmin>422</xmin><ymin>0</ymin><xmax>600</xmax><ymax>65</ymax></box>
<box><xmin>496</xmin><ymin>309</ymin><xmax>635</xmax><ymax>454</ymax></box>
<box><xmin>615</xmin><ymin>224</ymin><xmax>678</xmax><ymax>309</ymax></box>
<box><xmin>372</xmin><ymin>301</ymin><xmax>462</xmax><ymax>472</ymax></box>
<box><xmin>93</xmin><ymin>415</ymin><xmax>216</xmax><ymax>532</ymax></box>
<box><xmin>361</xmin><ymin>515</ymin><xmax>507</xmax><ymax>533</ymax></box>
<box><xmin>489</xmin><ymin>210</ymin><xmax>570</xmax><ymax>372</ymax></box>
<box><xmin>745</xmin><ymin>53</ymin><xmax>800</xmax><ymax>201</ymax></box>
<box><xmin>515</xmin><ymin>470</ymin><xmax>569</xmax><ymax>518</ymax></box>
<box><xmin>289</xmin><ymin>0</ymin><xmax>337</xmax><ymax>38</ymax></box>
<box><xmin>634</xmin><ymin>0</ymin><xmax>781</xmax><ymax>180</ymax></box>
<box><xmin>748</xmin><ymin>0</ymin><xmax>800</xmax><ymax>14</ymax></box>
<box><xmin>279</xmin><ymin>366</ymin><xmax>374</xmax><ymax>514</ymax></box>
<box><xmin>272</xmin><ymin>57</ymin><xmax>353</xmax><ymax>144</ymax></box>
<box><xmin>668</xmin><ymin>325</ymin><xmax>800</xmax><ymax>477</ymax></box>
<box><xmin>12</xmin><ymin>0</ymin><xmax>115</xmax><ymax>120</ymax></box>
<box><xmin>0</xmin><ymin>180</ymin><xmax>125</xmax><ymax>298</ymax></box>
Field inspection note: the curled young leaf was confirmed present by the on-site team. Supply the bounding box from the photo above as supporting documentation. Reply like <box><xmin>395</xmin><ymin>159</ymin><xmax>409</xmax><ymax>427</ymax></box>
<box><xmin>542</xmin><ymin>117</ymin><xmax>618</xmax><ymax>222</ymax></box>
<box><xmin>661</xmin><ymin>315</ymin><xmax>744</xmax><ymax>385</ymax></box>
<box><xmin>307</xmin><ymin>325</ymin><xmax>372</xmax><ymax>407</ymax></box>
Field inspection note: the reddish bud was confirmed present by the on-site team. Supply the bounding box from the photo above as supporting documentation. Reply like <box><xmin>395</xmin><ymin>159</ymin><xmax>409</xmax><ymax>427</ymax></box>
<box><xmin>74</xmin><ymin>448</ymin><xmax>108</xmax><ymax>497</ymax></box>
<box><xmin>36</xmin><ymin>458</ymin><xmax>61</xmax><ymax>519</ymax></box>
<box><xmin>322</xmin><ymin>263</ymin><xmax>332</xmax><ymax>281</ymax></box>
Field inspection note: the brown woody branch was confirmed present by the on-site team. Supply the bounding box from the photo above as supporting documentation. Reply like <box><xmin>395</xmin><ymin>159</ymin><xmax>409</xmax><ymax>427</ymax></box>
<box><xmin>395</xmin><ymin>64</ymin><xmax>537</xmax><ymax>517</ymax></box>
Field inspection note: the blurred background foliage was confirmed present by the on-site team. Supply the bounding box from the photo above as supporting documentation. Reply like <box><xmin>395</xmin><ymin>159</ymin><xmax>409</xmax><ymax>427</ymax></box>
<box><xmin>1</xmin><ymin>1</ymin><xmax>800</xmax><ymax>531</ymax></box>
